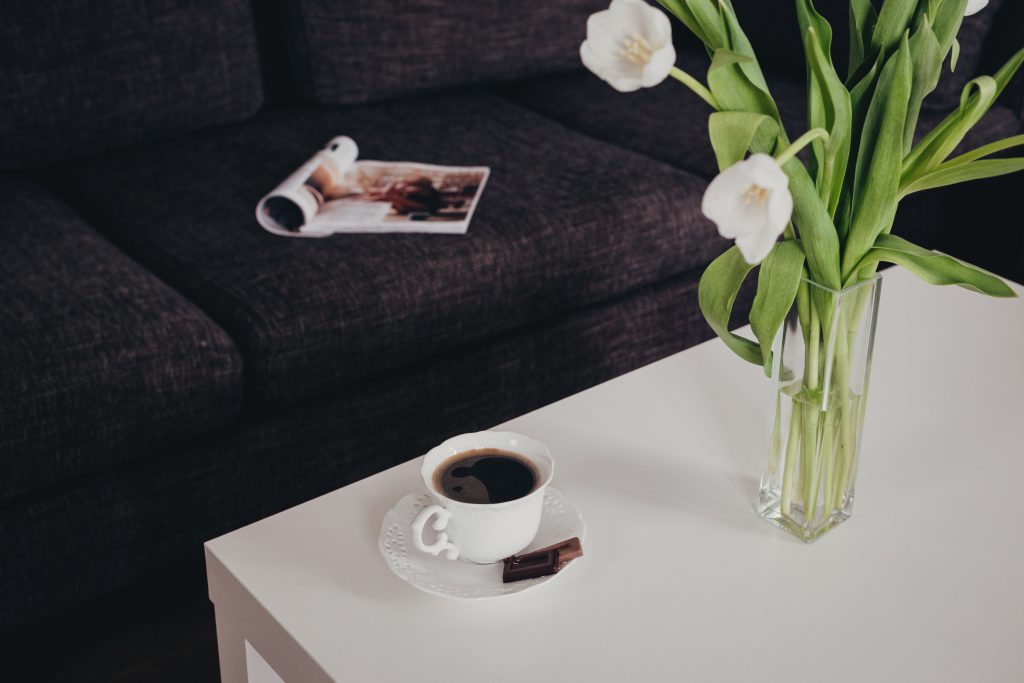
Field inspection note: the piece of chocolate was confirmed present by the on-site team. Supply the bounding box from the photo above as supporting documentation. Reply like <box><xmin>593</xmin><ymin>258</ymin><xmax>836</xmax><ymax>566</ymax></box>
<box><xmin>505</xmin><ymin>537</ymin><xmax>584</xmax><ymax>567</ymax></box>
<box><xmin>540</xmin><ymin>537</ymin><xmax>584</xmax><ymax>564</ymax></box>
<box><xmin>502</xmin><ymin>549</ymin><xmax>560</xmax><ymax>583</ymax></box>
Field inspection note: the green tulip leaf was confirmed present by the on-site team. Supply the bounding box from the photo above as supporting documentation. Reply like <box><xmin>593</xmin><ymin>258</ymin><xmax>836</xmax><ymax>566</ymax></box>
<box><xmin>698</xmin><ymin>246</ymin><xmax>763</xmax><ymax>366</ymax></box>
<box><xmin>848</xmin><ymin>0</ymin><xmax>878</xmax><ymax>76</ymax></box>
<box><xmin>902</xmin><ymin>75</ymin><xmax>997</xmax><ymax>181</ymax></box>
<box><xmin>708</xmin><ymin>49</ymin><xmax>779</xmax><ymax>119</ymax></box>
<box><xmin>682</xmin><ymin>0</ymin><xmax>727</xmax><ymax>49</ymax></box>
<box><xmin>837</xmin><ymin>53</ymin><xmax>882</xmax><ymax>240</ymax></box>
<box><xmin>930</xmin><ymin>0</ymin><xmax>969</xmax><ymax>62</ymax></box>
<box><xmin>905</xmin><ymin>14</ymin><xmax>942</xmax><ymax>152</ymax></box>
<box><xmin>708</xmin><ymin>112</ymin><xmax>779</xmax><ymax>171</ymax></box>
<box><xmin>799</xmin><ymin>9</ymin><xmax>853</xmax><ymax>216</ymax></box>
<box><xmin>901</xmin><ymin>158</ymin><xmax>1024</xmax><ymax>196</ymax></box>
<box><xmin>709</xmin><ymin>48</ymin><xmax>752</xmax><ymax>70</ymax></box>
<box><xmin>941</xmin><ymin>133</ymin><xmax>1024</xmax><ymax>167</ymax></box>
<box><xmin>847</xmin><ymin>234</ymin><xmax>1017</xmax><ymax>297</ymax></box>
<box><xmin>842</xmin><ymin>32</ymin><xmax>912</xmax><ymax>280</ymax></box>
<box><xmin>871</xmin><ymin>0</ymin><xmax>917</xmax><ymax>57</ymax></box>
<box><xmin>657</xmin><ymin>1</ymin><xmax>709</xmax><ymax>46</ymax></box>
<box><xmin>750</xmin><ymin>241</ymin><xmax>806</xmax><ymax>374</ymax></box>
<box><xmin>785</xmin><ymin>162</ymin><xmax>842</xmax><ymax>290</ymax></box>
<box><xmin>903</xmin><ymin>47</ymin><xmax>1024</xmax><ymax>184</ymax></box>
<box><xmin>717</xmin><ymin>0</ymin><xmax>772</xmax><ymax>95</ymax></box>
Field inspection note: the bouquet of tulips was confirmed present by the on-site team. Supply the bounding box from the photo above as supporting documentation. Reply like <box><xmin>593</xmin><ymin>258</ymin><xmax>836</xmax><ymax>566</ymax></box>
<box><xmin>581</xmin><ymin>0</ymin><xmax>1022</xmax><ymax>538</ymax></box>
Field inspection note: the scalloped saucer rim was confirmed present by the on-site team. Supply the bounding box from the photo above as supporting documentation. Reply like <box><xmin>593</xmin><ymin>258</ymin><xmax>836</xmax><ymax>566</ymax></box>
<box><xmin>378</xmin><ymin>486</ymin><xmax>585</xmax><ymax>599</ymax></box>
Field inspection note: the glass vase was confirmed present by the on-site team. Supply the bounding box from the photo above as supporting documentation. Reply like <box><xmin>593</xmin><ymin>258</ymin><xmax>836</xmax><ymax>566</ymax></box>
<box><xmin>758</xmin><ymin>273</ymin><xmax>882</xmax><ymax>542</ymax></box>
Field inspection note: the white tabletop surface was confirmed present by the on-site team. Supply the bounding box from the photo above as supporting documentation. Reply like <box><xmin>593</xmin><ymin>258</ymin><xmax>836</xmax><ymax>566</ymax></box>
<box><xmin>206</xmin><ymin>267</ymin><xmax>1024</xmax><ymax>682</ymax></box>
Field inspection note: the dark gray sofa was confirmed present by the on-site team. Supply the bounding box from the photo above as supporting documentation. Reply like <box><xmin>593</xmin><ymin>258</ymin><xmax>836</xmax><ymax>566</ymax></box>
<box><xmin>2</xmin><ymin>0</ymin><xmax>1021</xmax><ymax>634</ymax></box>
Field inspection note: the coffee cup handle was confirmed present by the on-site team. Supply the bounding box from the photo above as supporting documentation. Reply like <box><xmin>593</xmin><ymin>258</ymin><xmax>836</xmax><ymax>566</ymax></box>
<box><xmin>410</xmin><ymin>505</ymin><xmax>460</xmax><ymax>560</ymax></box>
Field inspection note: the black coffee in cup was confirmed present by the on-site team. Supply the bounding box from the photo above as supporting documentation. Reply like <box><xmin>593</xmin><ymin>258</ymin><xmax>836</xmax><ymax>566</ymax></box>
<box><xmin>433</xmin><ymin>448</ymin><xmax>539</xmax><ymax>504</ymax></box>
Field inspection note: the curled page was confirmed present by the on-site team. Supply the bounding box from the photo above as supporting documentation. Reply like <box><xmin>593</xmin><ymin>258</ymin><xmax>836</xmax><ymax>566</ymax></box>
<box><xmin>256</xmin><ymin>136</ymin><xmax>360</xmax><ymax>235</ymax></box>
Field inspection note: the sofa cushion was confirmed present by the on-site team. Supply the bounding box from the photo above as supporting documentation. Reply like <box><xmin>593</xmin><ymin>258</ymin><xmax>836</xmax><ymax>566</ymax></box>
<box><xmin>0</xmin><ymin>0</ymin><xmax>263</xmax><ymax>171</ymax></box>
<box><xmin>282</xmin><ymin>0</ymin><xmax>607</xmax><ymax>105</ymax></box>
<box><xmin>52</xmin><ymin>93</ymin><xmax>726</xmax><ymax>408</ymax></box>
<box><xmin>0</xmin><ymin>179</ymin><xmax>244</xmax><ymax>500</ymax></box>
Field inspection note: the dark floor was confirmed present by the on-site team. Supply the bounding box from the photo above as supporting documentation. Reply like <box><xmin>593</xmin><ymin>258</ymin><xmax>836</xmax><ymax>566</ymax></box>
<box><xmin>3</xmin><ymin>560</ymin><xmax>219</xmax><ymax>683</ymax></box>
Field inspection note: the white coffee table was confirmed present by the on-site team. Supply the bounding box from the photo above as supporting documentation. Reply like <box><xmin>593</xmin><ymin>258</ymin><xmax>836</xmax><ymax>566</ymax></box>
<box><xmin>206</xmin><ymin>267</ymin><xmax>1024</xmax><ymax>683</ymax></box>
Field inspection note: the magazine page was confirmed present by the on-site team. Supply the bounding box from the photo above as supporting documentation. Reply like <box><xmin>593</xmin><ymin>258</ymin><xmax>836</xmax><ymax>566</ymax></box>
<box><xmin>306</xmin><ymin>161</ymin><xmax>489</xmax><ymax>235</ymax></box>
<box><xmin>256</xmin><ymin>137</ymin><xmax>490</xmax><ymax>237</ymax></box>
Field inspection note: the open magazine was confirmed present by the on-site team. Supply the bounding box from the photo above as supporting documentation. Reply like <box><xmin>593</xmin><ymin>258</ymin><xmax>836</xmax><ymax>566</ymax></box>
<box><xmin>256</xmin><ymin>136</ymin><xmax>490</xmax><ymax>237</ymax></box>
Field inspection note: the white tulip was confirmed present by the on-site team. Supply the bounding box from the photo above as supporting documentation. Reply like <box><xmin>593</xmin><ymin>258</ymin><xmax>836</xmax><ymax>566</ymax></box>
<box><xmin>964</xmin><ymin>0</ymin><xmax>988</xmax><ymax>16</ymax></box>
<box><xmin>580</xmin><ymin>0</ymin><xmax>676</xmax><ymax>92</ymax></box>
<box><xmin>701</xmin><ymin>154</ymin><xmax>794</xmax><ymax>265</ymax></box>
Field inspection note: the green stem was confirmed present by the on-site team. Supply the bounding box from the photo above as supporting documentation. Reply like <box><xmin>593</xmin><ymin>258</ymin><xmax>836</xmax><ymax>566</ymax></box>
<box><xmin>797</xmin><ymin>278</ymin><xmax>811</xmax><ymax>346</ymax></box>
<box><xmin>834</xmin><ymin>402</ymin><xmax>856</xmax><ymax>511</ymax></box>
<box><xmin>831</xmin><ymin>284</ymin><xmax>870</xmax><ymax>510</ymax></box>
<box><xmin>780</xmin><ymin>402</ymin><xmax>802</xmax><ymax>516</ymax></box>
<box><xmin>807</xmin><ymin>307</ymin><xmax>821</xmax><ymax>392</ymax></box>
<box><xmin>791</xmin><ymin>303</ymin><xmax>822</xmax><ymax>521</ymax></box>
<box><xmin>802</xmin><ymin>402</ymin><xmax>821</xmax><ymax>521</ymax></box>
<box><xmin>844</xmin><ymin>392</ymin><xmax>866</xmax><ymax>502</ymax></box>
<box><xmin>668</xmin><ymin>67</ymin><xmax>720</xmax><ymax>110</ymax></box>
<box><xmin>823</xmin><ymin>408</ymin><xmax>837</xmax><ymax>516</ymax></box>
<box><xmin>835</xmin><ymin>307</ymin><xmax>852</xmax><ymax>389</ymax></box>
<box><xmin>775</xmin><ymin>128</ymin><xmax>830</xmax><ymax>166</ymax></box>
<box><xmin>818</xmin><ymin>305</ymin><xmax>849</xmax><ymax>516</ymax></box>
<box><xmin>769</xmin><ymin>391</ymin><xmax>783</xmax><ymax>477</ymax></box>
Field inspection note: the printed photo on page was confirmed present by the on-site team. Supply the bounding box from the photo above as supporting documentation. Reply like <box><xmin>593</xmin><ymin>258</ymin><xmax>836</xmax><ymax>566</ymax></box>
<box><xmin>256</xmin><ymin>137</ymin><xmax>490</xmax><ymax>237</ymax></box>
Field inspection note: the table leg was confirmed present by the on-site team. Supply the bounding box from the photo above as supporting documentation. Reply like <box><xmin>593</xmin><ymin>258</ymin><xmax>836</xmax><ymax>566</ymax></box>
<box><xmin>214</xmin><ymin>607</ymin><xmax>247</xmax><ymax>683</ymax></box>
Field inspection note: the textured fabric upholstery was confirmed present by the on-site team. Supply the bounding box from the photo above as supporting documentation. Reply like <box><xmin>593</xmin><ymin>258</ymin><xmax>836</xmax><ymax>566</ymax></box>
<box><xmin>0</xmin><ymin>266</ymin><xmax>755</xmax><ymax>632</ymax></box>
<box><xmin>0</xmin><ymin>0</ymin><xmax>263</xmax><ymax>171</ymax></box>
<box><xmin>53</xmin><ymin>93</ymin><xmax>728</xmax><ymax>408</ymax></box>
<box><xmin>502</xmin><ymin>52</ymin><xmax>782</xmax><ymax>180</ymax></box>
<box><xmin>0</xmin><ymin>179</ymin><xmax>244</xmax><ymax>500</ymax></box>
<box><xmin>281</xmin><ymin>0</ymin><xmax>607</xmax><ymax>105</ymax></box>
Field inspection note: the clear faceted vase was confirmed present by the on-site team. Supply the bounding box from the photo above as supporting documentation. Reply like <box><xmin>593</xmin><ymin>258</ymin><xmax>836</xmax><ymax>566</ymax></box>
<box><xmin>758</xmin><ymin>273</ymin><xmax>882</xmax><ymax>542</ymax></box>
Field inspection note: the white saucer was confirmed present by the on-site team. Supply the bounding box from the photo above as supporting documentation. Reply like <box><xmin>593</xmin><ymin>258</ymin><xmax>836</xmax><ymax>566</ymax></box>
<box><xmin>378</xmin><ymin>487</ymin><xmax>586</xmax><ymax>599</ymax></box>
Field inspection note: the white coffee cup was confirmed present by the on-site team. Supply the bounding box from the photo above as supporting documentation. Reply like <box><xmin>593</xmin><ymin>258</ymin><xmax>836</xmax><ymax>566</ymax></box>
<box><xmin>410</xmin><ymin>431</ymin><xmax>554</xmax><ymax>564</ymax></box>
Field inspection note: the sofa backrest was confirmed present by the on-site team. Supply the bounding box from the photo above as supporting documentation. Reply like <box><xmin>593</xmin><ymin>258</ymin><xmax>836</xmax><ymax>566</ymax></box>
<box><xmin>0</xmin><ymin>0</ymin><xmax>264</xmax><ymax>171</ymax></box>
<box><xmin>281</xmin><ymin>0</ymin><xmax>607</xmax><ymax>106</ymax></box>
<box><xmin>282</xmin><ymin>0</ymin><xmax>1011</xmax><ymax>110</ymax></box>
